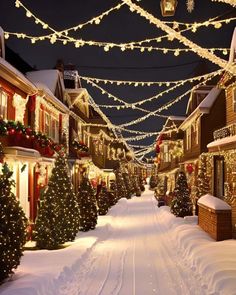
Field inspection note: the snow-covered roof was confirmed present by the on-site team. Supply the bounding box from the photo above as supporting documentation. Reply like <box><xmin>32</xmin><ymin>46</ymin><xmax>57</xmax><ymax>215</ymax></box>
<box><xmin>207</xmin><ymin>134</ymin><xmax>236</xmax><ymax>149</ymax></box>
<box><xmin>229</xmin><ymin>27</ymin><xmax>236</xmax><ymax>63</ymax></box>
<box><xmin>180</xmin><ymin>87</ymin><xmax>221</xmax><ymax>130</ymax></box>
<box><xmin>198</xmin><ymin>194</ymin><xmax>231</xmax><ymax>210</ymax></box>
<box><xmin>0</xmin><ymin>27</ymin><xmax>5</xmax><ymax>59</ymax></box>
<box><xmin>0</xmin><ymin>57</ymin><xmax>37</xmax><ymax>95</ymax></box>
<box><xmin>33</xmin><ymin>81</ymin><xmax>69</xmax><ymax>112</ymax></box>
<box><xmin>168</xmin><ymin>116</ymin><xmax>186</xmax><ymax>121</ymax></box>
<box><xmin>26</xmin><ymin>69</ymin><xmax>65</xmax><ymax>94</ymax></box>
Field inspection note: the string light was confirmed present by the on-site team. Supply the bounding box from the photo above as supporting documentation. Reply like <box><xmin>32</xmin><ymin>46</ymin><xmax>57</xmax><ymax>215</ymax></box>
<box><xmin>13</xmin><ymin>0</ymin><xmax>125</xmax><ymax>38</ymax></box>
<box><xmin>80</xmin><ymin>69</ymin><xmax>224</xmax><ymax>87</ymax></box>
<box><xmin>211</xmin><ymin>0</ymin><xmax>236</xmax><ymax>7</ymax></box>
<box><xmin>117</xmin><ymin>68</ymin><xmax>224</xmax><ymax>127</ymax></box>
<box><xmin>121</xmin><ymin>0</ymin><xmax>236</xmax><ymax>75</ymax></box>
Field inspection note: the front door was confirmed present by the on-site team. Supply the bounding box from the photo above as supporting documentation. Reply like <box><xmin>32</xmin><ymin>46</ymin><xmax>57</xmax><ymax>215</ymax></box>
<box><xmin>214</xmin><ymin>156</ymin><xmax>224</xmax><ymax>198</ymax></box>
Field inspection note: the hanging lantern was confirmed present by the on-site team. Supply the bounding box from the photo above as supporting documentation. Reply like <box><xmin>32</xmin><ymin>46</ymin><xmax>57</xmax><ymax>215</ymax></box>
<box><xmin>160</xmin><ymin>0</ymin><xmax>178</xmax><ymax>17</ymax></box>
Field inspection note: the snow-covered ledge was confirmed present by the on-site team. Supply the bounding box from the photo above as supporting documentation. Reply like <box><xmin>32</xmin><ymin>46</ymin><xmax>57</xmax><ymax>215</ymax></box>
<box><xmin>198</xmin><ymin>194</ymin><xmax>231</xmax><ymax>211</ymax></box>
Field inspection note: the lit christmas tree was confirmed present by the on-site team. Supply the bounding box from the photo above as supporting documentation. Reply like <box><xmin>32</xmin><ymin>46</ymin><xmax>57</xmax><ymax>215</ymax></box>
<box><xmin>122</xmin><ymin>172</ymin><xmax>134</xmax><ymax>199</ymax></box>
<box><xmin>109</xmin><ymin>179</ymin><xmax>119</xmax><ymax>205</ymax></box>
<box><xmin>77</xmin><ymin>177</ymin><xmax>97</xmax><ymax>231</ymax></box>
<box><xmin>139</xmin><ymin>176</ymin><xmax>145</xmax><ymax>192</ymax></box>
<box><xmin>170</xmin><ymin>171</ymin><xmax>193</xmax><ymax>217</ymax></box>
<box><xmin>149</xmin><ymin>175</ymin><xmax>157</xmax><ymax>189</ymax></box>
<box><xmin>115</xmin><ymin>167</ymin><xmax>127</xmax><ymax>199</ymax></box>
<box><xmin>97</xmin><ymin>185</ymin><xmax>110</xmax><ymax>215</ymax></box>
<box><xmin>132</xmin><ymin>175</ymin><xmax>141</xmax><ymax>197</ymax></box>
<box><xmin>35</xmin><ymin>154</ymin><xmax>79</xmax><ymax>249</ymax></box>
<box><xmin>0</xmin><ymin>163</ymin><xmax>27</xmax><ymax>283</ymax></box>
<box><xmin>195</xmin><ymin>155</ymin><xmax>210</xmax><ymax>215</ymax></box>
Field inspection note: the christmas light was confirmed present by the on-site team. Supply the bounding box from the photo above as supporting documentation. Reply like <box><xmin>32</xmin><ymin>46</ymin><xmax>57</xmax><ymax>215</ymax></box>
<box><xmin>211</xmin><ymin>0</ymin><xmax>236</xmax><ymax>7</ymax></box>
<box><xmin>122</xmin><ymin>0</ymin><xmax>236</xmax><ymax>74</ymax></box>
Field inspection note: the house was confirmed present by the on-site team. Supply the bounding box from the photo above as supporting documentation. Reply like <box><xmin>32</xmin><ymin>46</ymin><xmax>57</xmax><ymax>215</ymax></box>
<box><xmin>156</xmin><ymin>116</ymin><xmax>185</xmax><ymax>198</ymax></box>
<box><xmin>205</xmin><ymin>28</ymin><xmax>236</xmax><ymax>237</ymax></box>
<box><xmin>179</xmin><ymin>84</ymin><xmax>226</xmax><ymax>203</ymax></box>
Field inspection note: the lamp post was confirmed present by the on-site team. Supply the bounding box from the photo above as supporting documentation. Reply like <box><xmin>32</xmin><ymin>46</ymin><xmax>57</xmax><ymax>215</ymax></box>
<box><xmin>160</xmin><ymin>0</ymin><xmax>178</xmax><ymax>17</ymax></box>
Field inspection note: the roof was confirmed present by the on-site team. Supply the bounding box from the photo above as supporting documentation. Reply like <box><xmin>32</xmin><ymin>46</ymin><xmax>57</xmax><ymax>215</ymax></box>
<box><xmin>161</xmin><ymin>116</ymin><xmax>186</xmax><ymax>133</ymax></box>
<box><xmin>0</xmin><ymin>57</ymin><xmax>37</xmax><ymax>95</ymax></box>
<box><xmin>32</xmin><ymin>81</ymin><xmax>69</xmax><ymax>113</ymax></box>
<box><xmin>180</xmin><ymin>87</ymin><xmax>221</xmax><ymax>130</ymax></box>
<box><xmin>229</xmin><ymin>27</ymin><xmax>236</xmax><ymax>63</ymax></box>
<box><xmin>26</xmin><ymin>69</ymin><xmax>65</xmax><ymax>94</ymax></box>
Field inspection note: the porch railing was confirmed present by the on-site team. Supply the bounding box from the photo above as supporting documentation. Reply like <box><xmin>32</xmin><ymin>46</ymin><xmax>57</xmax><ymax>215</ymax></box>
<box><xmin>213</xmin><ymin>123</ymin><xmax>236</xmax><ymax>141</ymax></box>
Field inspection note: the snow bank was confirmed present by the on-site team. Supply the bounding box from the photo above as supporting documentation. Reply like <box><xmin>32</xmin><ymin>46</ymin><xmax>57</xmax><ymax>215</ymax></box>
<box><xmin>198</xmin><ymin>194</ymin><xmax>231</xmax><ymax>210</ymax></box>
<box><xmin>157</xmin><ymin>207</ymin><xmax>236</xmax><ymax>295</ymax></box>
<box><xmin>0</xmin><ymin>198</ymin><xmax>128</xmax><ymax>295</ymax></box>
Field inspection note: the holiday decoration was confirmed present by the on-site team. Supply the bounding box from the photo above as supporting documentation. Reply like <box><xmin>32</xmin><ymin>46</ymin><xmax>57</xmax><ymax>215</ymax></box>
<box><xmin>97</xmin><ymin>185</ymin><xmax>110</xmax><ymax>215</ymax></box>
<box><xmin>186</xmin><ymin>0</ymin><xmax>195</xmax><ymax>13</ymax></box>
<box><xmin>122</xmin><ymin>171</ymin><xmax>135</xmax><ymax>199</ymax></box>
<box><xmin>115</xmin><ymin>167</ymin><xmax>127</xmax><ymax>199</ymax></box>
<box><xmin>186</xmin><ymin>163</ymin><xmax>194</xmax><ymax>174</ymax></box>
<box><xmin>109</xmin><ymin>179</ymin><xmax>119</xmax><ymax>205</ymax></box>
<box><xmin>170</xmin><ymin>171</ymin><xmax>193</xmax><ymax>217</ymax></box>
<box><xmin>0</xmin><ymin>142</ymin><xmax>4</xmax><ymax>163</ymax></box>
<box><xmin>149</xmin><ymin>175</ymin><xmax>158</xmax><ymax>190</ymax></box>
<box><xmin>160</xmin><ymin>0</ymin><xmax>178</xmax><ymax>17</ymax></box>
<box><xmin>35</xmin><ymin>154</ymin><xmax>79</xmax><ymax>249</ymax></box>
<box><xmin>77</xmin><ymin>177</ymin><xmax>98</xmax><ymax>231</ymax></box>
<box><xmin>0</xmin><ymin>163</ymin><xmax>27</xmax><ymax>283</ymax></box>
<box><xmin>0</xmin><ymin>119</ymin><xmax>63</xmax><ymax>157</ymax></box>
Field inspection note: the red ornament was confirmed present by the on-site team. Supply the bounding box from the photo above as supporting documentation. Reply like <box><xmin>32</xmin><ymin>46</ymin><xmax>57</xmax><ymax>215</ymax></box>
<box><xmin>186</xmin><ymin>163</ymin><xmax>194</xmax><ymax>174</ymax></box>
<box><xmin>8</xmin><ymin>128</ymin><xmax>15</xmax><ymax>135</ymax></box>
<box><xmin>25</xmin><ymin>128</ymin><xmax>32</xmax><ymax>135</ymax></box>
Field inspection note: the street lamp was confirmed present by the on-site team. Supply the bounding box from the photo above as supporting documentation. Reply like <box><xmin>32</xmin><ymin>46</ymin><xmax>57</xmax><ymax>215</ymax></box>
<box><xmin>160</xmin><ymin>0</ymin><xmax>178</xmax><ymax>17</ymax></box>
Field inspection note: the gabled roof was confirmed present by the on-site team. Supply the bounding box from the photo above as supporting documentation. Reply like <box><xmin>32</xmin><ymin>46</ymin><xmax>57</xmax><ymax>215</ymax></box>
<box><xmin>229</xmin><ymin>27</ymin><xmax>236</xmax><ymax>63</ymax></box>
<box><xmin>26</xmin><ymin>69</ymin><xmax>65</xmax><ymax>94</ymax></box>
<box><xmin>180</xmin><ymin>87</ymin><xmax>222</xmax><ymax>130</ymax></box>
<box><xmin>0</xmin><ymin>57</ymin><xmax>37</xmax><ymax>95</ymax></box>
<box><xmin>162</xmin><ymin>116</ymin><xmax>186</xmax><ymax>133</ymax></box>
<box><xmin>0</xmin><ymin>27</ymin><xmax>5</xmax><ymax>59</ymax></box>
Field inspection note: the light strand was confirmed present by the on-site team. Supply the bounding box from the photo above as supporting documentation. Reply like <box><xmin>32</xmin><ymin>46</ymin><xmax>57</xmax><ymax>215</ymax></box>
<box><xmin>211</xmin><ymin>0</ymin><xmax>236</xmax><ymax>7</ymax></box>
<box><xmin>118</xmin><ymin>68</ymin><xmax>224</xmax><ymax>127</ymax></box>
<box><xmin>122</xmin><ymin>0</ymin><xmax>236</xmax><ymax>74</ymax></box>
<box><xmin>80</xmin><ymin>69</ymin><xmax>225</xmax><ymax>87</ymax></box>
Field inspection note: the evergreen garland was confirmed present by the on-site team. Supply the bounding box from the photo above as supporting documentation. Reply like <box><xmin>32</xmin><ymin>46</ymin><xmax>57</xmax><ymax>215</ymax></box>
<box><xmin>77</xmin><ymin>177</ymin><xmax>97</xmax><ymax>231</ymax></box>
<box><xmin>170</xmin><ymin>171</ymin><xmax>193</xmax><ymax>217</ymax></box>
<box><xmin>0</xmin><ymin>163</ymin><xmax>27</xmax><ymax>283</ymax></box>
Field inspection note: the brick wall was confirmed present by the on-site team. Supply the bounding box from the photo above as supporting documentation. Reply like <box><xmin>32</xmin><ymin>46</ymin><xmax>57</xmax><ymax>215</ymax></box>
<box><xmin>198</xmin><ymin>204</ymin><xmax>232</xmax><ymax>241</ymax></box>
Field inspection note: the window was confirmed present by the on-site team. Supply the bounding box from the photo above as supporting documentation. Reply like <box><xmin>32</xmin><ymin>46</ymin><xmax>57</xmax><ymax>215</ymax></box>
<box><xmin>233</xmin><ymin>88</ymin><xmax>236</xmax><ymax>112</ymax></box>
<box><xmin>163</xmin><ymin>144</ymin><xmax>170</xmax><ymax>163</ymax></box>
<box><xmin>0</xmin><ymin>90</ymin><xmax>8</xmax><ymax>119</ymax></box>
<box><xmin>186</xmin><ymin>127</ymin><xmax>191</xmax><ymax>150</ymax></box>
<box><xmin>44</xmin><ymin>112</ymin><xmax>59</xmax><ymax>142</ymax></box>
<box><xmin>45</xmin><ymin>113</ymin><xmax>50</xmax><ymax>136</ymax></box>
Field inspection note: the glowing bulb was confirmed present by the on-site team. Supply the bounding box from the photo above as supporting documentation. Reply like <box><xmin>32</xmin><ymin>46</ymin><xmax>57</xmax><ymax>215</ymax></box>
<box><xmin>26</xmin><ymin>11</ymin><xmax>32</xmax><ymax>18</ymax></box>
<box><xmin>4</xmin><ymin>33</ymin><xmax>9</xmax><ymax>39</ymax></box>
<box><xmin>31</xmin><ymin>38</ymin><xmax>36</xmax><ymax>44</ymax></box>
<box><xmin>223</xmin><ymin>49</ymin><xmax>228</xmax><ymax>56</ymax></box>
<box><xmin>95</xmin><ymin>18</ymin><xmax>101</xmax><ymax>25</ymax></box>
<box><xmin>15</xmin><ymin>0</ymin><xmax>20</xmax><ymax>8</ymax></box>
<box><xmin>214</xmin><ymin>22</ymin><xmax>222</xmax><ymax>29</ymax></box>
<box><xmin>43</xmin><ymin>23</ymin><xmax>48</xmax><ymax>29</ymax></box>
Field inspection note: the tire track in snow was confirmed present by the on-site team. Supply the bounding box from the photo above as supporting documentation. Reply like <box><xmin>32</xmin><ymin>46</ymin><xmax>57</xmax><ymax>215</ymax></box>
<box><xmin>57</xmin><ymin>199</ymin><xmax>130</xmax><ymax>295</ymax></box>
<box><xmin>150</xmin><ymin>195</ymin><xmax>207</xmax><ymax>295</ymax></box>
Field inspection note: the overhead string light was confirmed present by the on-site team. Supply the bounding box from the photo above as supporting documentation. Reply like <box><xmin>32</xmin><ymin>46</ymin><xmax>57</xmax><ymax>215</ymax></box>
<box><xmin>211</xmin><ymin>0</ymin><xmax>236</xmax><ymax>7</ymax></box>
<box><xmin>7</xmin><ymin>0</ymin><xmax>235</xmax><ymax>53</ymax></box>
<box><xmin>117</xmin><ymin>68</ymin><xmax>224</xmax><ymax>128</ymax></box>
<box><xmin>83</xmin><ymin>76</ymin><xmax>183</xmax><ymax>110</ymax></box>
<box><xmin>82</xmin><ymin>69</ymin><xmax>222</xmax><ymax>121</ymax></box>
<box><xmin>80</xmin><ymin>69</ymin><xmax>225</xmax><ymax>87</ymax></box>
<box><xmin>121</xmin><ymin>0</ymin><xmax>236</xmax><ymax>75</ymax></box>
<box><xmin>13</xmin><ymin>0</ymin><xmax>125</xmax><ymax>41</ymax></box>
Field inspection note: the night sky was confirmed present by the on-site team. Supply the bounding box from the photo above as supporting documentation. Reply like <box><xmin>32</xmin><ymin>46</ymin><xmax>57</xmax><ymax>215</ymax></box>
<box><xmin>0</xmin><ymin>0</ymin><xmax>236</xmax><ymax>156</ymax></box>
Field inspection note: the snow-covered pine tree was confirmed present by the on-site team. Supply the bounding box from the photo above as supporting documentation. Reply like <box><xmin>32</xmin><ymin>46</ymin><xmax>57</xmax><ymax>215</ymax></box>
<box><xmin>35</xmin><ymin>154</ymin><xmax>79</xmax><ymax>249</ymax></box>
<box><xmin>0</xmin><ymin>163</ymin><xmax>27</xmax><ymax>283</ymax></box>
<box><xmin>97</xmin><ymin>185</ymin><xmax>110</xmax><ymax>215</ymax></box>
<box><xmin>77</xmin><ymin>177</ymin><xmax>97</xmax><ymax>231</ymax></box>
<box><xmin>170</xmin><ymin>171</ymin><xmax>193</xmax><ymax>217</ymax></box>
<box><xmin>115</xmin><ymin>167</ymin><xmax>127</xmax><ymax>199</ymax></box>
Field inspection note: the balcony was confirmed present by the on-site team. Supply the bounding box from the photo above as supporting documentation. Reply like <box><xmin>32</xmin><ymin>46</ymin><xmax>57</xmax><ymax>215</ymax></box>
<box><xmin>213</xmin><ymin>123</ymin><xmax>236</xmax><ymax>141</ymax></box>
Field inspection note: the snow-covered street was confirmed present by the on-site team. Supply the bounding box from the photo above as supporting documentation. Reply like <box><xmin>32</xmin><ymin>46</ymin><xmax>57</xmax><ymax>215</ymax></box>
<box><xmin>1</xmin><ymin>188</ymin><xmax>236</xmax><ymax>295</ymax></box>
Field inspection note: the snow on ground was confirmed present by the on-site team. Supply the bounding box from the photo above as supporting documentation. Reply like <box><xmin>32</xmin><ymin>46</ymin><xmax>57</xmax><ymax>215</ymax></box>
<box><xmin>1</xmin><ymin>189</ymin><xmax>236</xmax><ymax>295</ymax></box>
